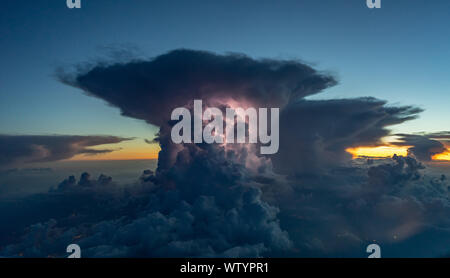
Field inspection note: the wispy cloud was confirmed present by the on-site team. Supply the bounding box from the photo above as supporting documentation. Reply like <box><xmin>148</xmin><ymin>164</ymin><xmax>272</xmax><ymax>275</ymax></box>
<box><xmin>0</xmin><ymin>135</ymin><xmax>132</xmax><ymax>169</ymax></box>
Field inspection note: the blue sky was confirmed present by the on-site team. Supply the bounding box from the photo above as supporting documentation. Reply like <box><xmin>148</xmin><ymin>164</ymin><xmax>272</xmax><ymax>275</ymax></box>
<box><xmin>1</xmin><ymin>0</ymin><xmax>449</xmax><ymax>140</ymax></box>
<box><xmin>2</xmin><ymin>1</ymin><xmax>450</xmax><ymax>258</ymax></box>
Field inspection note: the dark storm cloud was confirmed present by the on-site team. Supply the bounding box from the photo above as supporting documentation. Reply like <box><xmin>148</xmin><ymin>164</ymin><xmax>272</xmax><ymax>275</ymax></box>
<box><xmin>58</xmin><ymin>49</ymin><xmax>424</xmax><ymax>174</ymax></box>
<box><xmin>0</xmin><ymin>151</ymin><xmax>292</xmax><ymax>257</ymax></box>
<box><xmin>58</xmin><ymin>49</ymin><xmax>337</xmax><ymax>127</ymax></box>
<box><xmin>3</xmin><ymin>49</ymin><xmax>450</xmax><ymax>258</ymax></box>
<box><xmin>0</xmin><ymin>135</ymin><xmax>131</xmax><ymax>169</ymax></box>
<box><xmin>367</xmin><ymin>154</ymin><xmax>425</xmax><ymax>191</ymax></box>
<box><xmin>393</xmin><ymin>132</ymin><xmax>450</xmax><ymax>161</ymax></box>
<box><xmin>3</xmin><ymin>153</ymin><xmax>450</xmax><ymax>258</ymax></box>
<box><xmin>269</xmin><ymin>155</ymin><xmax>450</xmax><ymax>256</ymax></box>
<box><xmin>58</xmin><ymin>49</ymin><xmax>341</xmax><ymax>173</ymax></box>
<box><xmin>272</xmin><ymin>98</ymin><xmax>422</xmax><ymax>175</ymax></box>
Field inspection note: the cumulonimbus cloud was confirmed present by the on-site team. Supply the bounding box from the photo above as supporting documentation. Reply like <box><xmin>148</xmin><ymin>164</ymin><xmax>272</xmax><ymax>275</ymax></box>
<box><xmin>2</xmin><ymin>49</ymin><xmax>449</xmax><ymax>258</ymax></box>
<box><xmin>273</xmin><ymin>98</ymin><xmax>422</xmax><ymax>174</ymax></box>
<box><xmin>58</xmin><ymin>49</ymin><xmax>424</xmax><ymax>172</ymax></box>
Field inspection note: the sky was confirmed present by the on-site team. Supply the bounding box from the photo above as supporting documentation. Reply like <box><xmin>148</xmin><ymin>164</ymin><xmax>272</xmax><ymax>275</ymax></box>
<box><xmin>2</xmin><ymin>0</ymin><xmax>450</xmax><ymax>259</ymax></box>
<box><xmin>1</xmin><ymin>0</ymin><xmax>449</xmax><ymax>160</ymax></box>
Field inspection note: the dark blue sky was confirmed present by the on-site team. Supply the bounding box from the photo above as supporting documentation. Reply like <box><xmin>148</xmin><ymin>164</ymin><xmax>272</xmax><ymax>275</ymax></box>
<box><xmin>1</xmin><ymin>0</ymin><xmax>449</xmax><ymax>142</ymax></box>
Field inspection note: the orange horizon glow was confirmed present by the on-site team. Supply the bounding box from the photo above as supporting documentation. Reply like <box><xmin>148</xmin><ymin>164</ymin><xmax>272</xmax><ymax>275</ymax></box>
<box><xmin>69</xmin><ymin>140</ymin><xmax>160</xmax><ymax>161</ymax></box>
<box><xmin>433</xmin><ymin>151</ymin><xmax>450</xmax><ymax>161</ymax></box>
<box><xmin>347</xmin><ymin>145</ymin><xmax>450</xmax><ymax>162</ymax></box>
<box><xmin>67</xmin><ymin>138</ymin><xmax>450</xmax><ymax>162</ymax></box>
<box><xmin>70</xmin><ymin>152</ymin><xmax>159</xmax><ymax>161</ymax></box>
<box><xmin>346</xmin><ymin>145</ymin><xmax>410</xmax><ymax>159</ymax></box>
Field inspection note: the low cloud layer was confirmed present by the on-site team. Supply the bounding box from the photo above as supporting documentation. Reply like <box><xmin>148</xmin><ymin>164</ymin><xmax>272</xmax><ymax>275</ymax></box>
<box><xmin>0</xmin><ymin>135</ymin><xmax>131</xmax><ymax>169</ymax></box>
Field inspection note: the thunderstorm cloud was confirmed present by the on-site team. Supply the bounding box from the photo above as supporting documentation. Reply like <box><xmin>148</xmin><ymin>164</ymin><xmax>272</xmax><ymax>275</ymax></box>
<box><xmin>1</xmin><ymin>50</ymin><xmax>450</xmax><ymax>258</ymax></box>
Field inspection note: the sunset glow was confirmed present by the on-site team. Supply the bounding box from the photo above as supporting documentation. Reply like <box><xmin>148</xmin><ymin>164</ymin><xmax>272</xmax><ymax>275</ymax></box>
<box><xmin>347</xmin><ymin>145</ymin><xmax>450</xmax><ymax>161</ymax></box>
<box><xmin>346</xmin><ymin>145</ymin><xmax>410</xmax><ymax>159</ymax></box>
<box><xmin>70</xmin><ymin>140</ymin><xmax>160</xmax><ymax>161</ymax></box>
<box><xmin>433</xmin><ymin>151</ymin><xmax>450</xmax><ymax>161</ymax></box>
